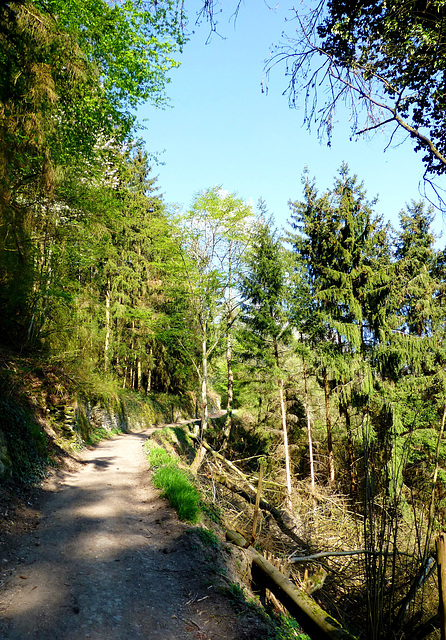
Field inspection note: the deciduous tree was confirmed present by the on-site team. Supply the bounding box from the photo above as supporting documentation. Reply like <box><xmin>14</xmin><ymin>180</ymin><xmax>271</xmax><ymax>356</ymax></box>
<box><xmin>265</xmin><ymin>0</ymin><xmax>446</xmax><ymax>202</ymax></box>
<box><xmin>179</xmin><ymin>187</ymin><xmax>252</xmax><ymax>470</ymax></box>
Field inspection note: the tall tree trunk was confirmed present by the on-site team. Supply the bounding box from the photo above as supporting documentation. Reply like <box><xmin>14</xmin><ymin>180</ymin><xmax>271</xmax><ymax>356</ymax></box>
<box><xmin>222</xmin><ymin>250</ymin><xmax>234</xmax><ymax>449</ymax></box>
<box><xmin>28</xmin><ymin>208</ymin><xmax>53</xmax><ymax>345</ymax></box>
<box><xmin>426</xmin><ymin>404</ymin><xmax>446</xmax><ymax>558</ymax></box>
<box><xmin>341</xmin><ymin>403</ymin><xmax>356</xmax><ymax>496</ymax></box>
<box><xmin>201</xmin><ymin>322</ymin><xmax>208</xmax><ymax>436</ymax></box>
<box><xmin>303</xmin><ymin>358</ymin><xmax>316</xmax><ymax>509</ymax></box>
<box><xmin>222</xmin><ymin>314</ymin><xmax>234</xmax><ymax>449</ymax></box>
<box><xmin>437</xmin><ymin>533</ymin><xmax>446</xmax><ymax>640</ymax></box>
<box><xmin>147</xmin><ymin>346</ymin><xmax>152</xmax><ymax>393</ymax></box>
<box><xmin>323</xmin><ymin>369</ymin><xmax>335</xmax><ymax>485</ymax></box>
<box><xmin>137</xmin><ymin>358</ymin><xmax>142</xmax><ymax>391</ymax></box>
<box><xmin>104</xmin><ymin>278</ymin><xmax>111</xmax><ymax>372</ymax></box>
<box><xmin>191</xmin><ymin>320</ymin><xmax>208</xmax><ymax>474</ymax></box>
<box><xmin>274</xmin><ymin>336</ymin><xmax>292</xmax><ymax>508</ymax></box>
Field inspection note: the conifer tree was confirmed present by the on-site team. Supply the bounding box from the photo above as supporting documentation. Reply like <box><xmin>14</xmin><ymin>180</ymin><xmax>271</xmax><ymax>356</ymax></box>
<box><xmin>97</xmin><ymin>144</ymin><xmax>194</xmax><ymax>394</ymax></box>
<box><xmin>240</xmin><ymin>208</ymin><xmax>293</xmax><ymax>505</ymax></box>
<box><xmin>0</xmin><ymin>0</ymin><xmax>185</xmax><ymax>348</ymax></box>
<box><xmin>288</xmin><ymin>164</ymin><xmax>392</xmax><ymax>488</ymax></box>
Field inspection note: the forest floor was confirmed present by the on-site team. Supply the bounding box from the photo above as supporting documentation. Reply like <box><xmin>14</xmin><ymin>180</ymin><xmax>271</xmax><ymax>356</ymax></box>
<box><xmin>0</xmin><ymin>427</ymin><xmax>277</xmax><ymax>640</ymax></box>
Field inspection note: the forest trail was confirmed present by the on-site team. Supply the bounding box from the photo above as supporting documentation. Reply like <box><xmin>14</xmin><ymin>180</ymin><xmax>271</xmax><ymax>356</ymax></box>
<box><xmin>0</xmin><ymin>429</ymin><xmax>264</xmax><ymax>640</ymax></box>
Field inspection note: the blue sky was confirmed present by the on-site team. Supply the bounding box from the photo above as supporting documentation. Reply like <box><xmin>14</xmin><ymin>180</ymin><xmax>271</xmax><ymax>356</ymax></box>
<box><xmin>138</xmin><ymin>1</ymin><xmax>445</xmax><ymax>240</ymax></box>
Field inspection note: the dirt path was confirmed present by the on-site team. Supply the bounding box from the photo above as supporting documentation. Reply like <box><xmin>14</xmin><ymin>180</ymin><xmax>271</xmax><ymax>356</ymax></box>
<box><xmin>0</xmin><ymin>430</ymin><xmax>268</xmax><ymax>640</ymax></box>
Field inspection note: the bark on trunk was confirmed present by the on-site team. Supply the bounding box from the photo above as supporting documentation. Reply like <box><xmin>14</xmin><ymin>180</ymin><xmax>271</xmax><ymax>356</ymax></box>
<box><xmin>226</xmin><ymin>530</ymin><xmax>358</xmax><ymax>640</ymax></box>
<box><xmin>303</xmin><ymin>358</ymin><xmax>316</xmax><ymax>508</ymax></box>
<box><xmin>324</xmin><ymin>369</ymin><xmax>335</xmax><ymax>485</ymax></box>
<box><xmin>342</xmin><ymin>403</ymin><xmax>356</xmax><ymax>496</ymax></box>
<box><xmin>201</xmin><ymin>325</ymin><xmax>208</xmax><ymax>436</ymax></box>
<box><xmin>222</xmin><ymin>328</ymin><xmax>234</xmax><ymax>449</ymax></box>
<box><xmin>428</xmin><ymin>405</ymin><xmax>446</xmax><ymax>548</ymax></box>
<box><xmin>222</xmin><ymin>265</ymin><xmax>234</xmax><ymax>449</ymax></box>
<box><xmin>190</xmin><ymin>322</ymin><xmax>208</xmax><ymax>474</ymax></box>
<box><xmin>147</xmin><ymin>346</ymin><xmax>152</xmax><ymax>392</ymax></box>
<box><xmin>104</xmin><ymin>278</ymin><xmax>111</xmax><ymax>372</ymax></box>
<box><xmin>437</xmin><ymin>533</ymin><xmax>446</xmax><ymax>640</ymax></box>
<box><xmin>273</xmin><ymin>336</ymin><xmax>292</xmax><ymax>507</ymax></box>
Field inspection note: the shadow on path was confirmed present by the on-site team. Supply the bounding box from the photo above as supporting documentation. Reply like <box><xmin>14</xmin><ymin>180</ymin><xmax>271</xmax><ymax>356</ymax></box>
<box><xmin>0</xmin><ymin>427</ymin><xmax>269</xmax><ymax>640</ymax></box>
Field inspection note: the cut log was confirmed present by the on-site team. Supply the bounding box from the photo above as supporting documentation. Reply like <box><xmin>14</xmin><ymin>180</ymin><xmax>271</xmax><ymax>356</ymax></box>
<box><xmin>226</xmin><ymin>530</ymin><xmax>358</xmax><ymax>640</ymax></box>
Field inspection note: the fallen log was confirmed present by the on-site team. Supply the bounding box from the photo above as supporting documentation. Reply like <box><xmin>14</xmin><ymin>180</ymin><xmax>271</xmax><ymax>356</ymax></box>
<box><xmin>186</xmin><ymin>430</ymin><xmax>257</xmax><ymax>492</ymax></box>
<box><xmin>226</xmin><ymin>530</ymin><xmax>358</xmax><ymax>640</ymax></box>
<box><xmin>214</xmin><ymin>472</ymin><xmax>307</xmax><ymax>548</ymax></box>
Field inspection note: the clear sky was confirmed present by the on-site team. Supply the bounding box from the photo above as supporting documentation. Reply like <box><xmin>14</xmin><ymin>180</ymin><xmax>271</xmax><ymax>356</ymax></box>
<box><xmin>138</xmin><ymin>1</ymin><xmax>445</xmax><ymax>241</ymax></box>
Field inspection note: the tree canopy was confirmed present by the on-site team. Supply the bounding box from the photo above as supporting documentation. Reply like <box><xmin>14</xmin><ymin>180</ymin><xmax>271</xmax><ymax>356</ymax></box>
<box><xmin>265</xmin><ymin>1</ymin><xmax>446</xmax><ymax>191</ymax></box>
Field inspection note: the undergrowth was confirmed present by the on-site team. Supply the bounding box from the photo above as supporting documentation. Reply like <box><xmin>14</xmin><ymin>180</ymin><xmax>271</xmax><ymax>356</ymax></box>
<box><xmin>145</xmin><ymin>444</ymin><xmax>201</xmax><ymax>523</ymax></box>
<box><xmin>0</xmin><ymin>397</ymin><xmax>53</xmax><ymax>484</ymax></box>
<box><xmin>84</xmin><ymin>426</ymin><xmax>122</xmax><ymax>446</ymax></box>
<box><xmin>224</xmin><ymin>582</ymin><xmax>310</xmax><ymax>640</ymax></box>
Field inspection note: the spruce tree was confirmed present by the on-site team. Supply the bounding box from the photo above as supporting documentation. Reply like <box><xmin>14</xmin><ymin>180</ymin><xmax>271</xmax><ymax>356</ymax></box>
<box><xmin>288</xmin><ymin>163</ymin><xmax>392</xmax><ymax>489</ymax></box>
<box><xmin>240</xmin><ymin>208</ymin><xmax>293</xmax><ymax>505</ymax></box>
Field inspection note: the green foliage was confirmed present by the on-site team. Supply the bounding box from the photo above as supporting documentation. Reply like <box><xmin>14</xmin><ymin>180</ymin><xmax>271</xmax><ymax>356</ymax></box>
<box><xmin>223</xmin><ymin>581</ymin><xmax>309</xmax><ymax>640</ymax></box>
<box><xmin>147</xmin><ymin>446</ymin><xmax>176</xmax><ymax>469</ymax></box>
<box><xmin>239</xmin><ymin>207</ymin><xmax>291</xmax><ymax>409</ymax></box>
<box><xmin>241</xmin><ymin>208</ymin><xmax>289</xmax><ymax>350</ymax></box>
<box><xmin>0</xmin><ymin>398</ymin><xmax>50</xmax><ymax>484</ymax></box>
<box><xmin>289</xmin><ymin>163</ymin><xmax>391</xmax><ymax>353</ymax></box>
<box><xmin>225</xmin><ymin>581</ymin><xmax>246</xmax><ymax>601</ymax></box>
<box><xmin>42</xmin><ymin>0</ymin><xmax>186</xmax><ymax>111</ymax></box>
<box><xmin>0</xmin><ymin>0</ymin><xmax>193</xmax><ymax>394</ymax></box>
<box><xmin>83</xmin><ymin>426</ymin><xmax>122</xmax><ymax>447</ymax></box>
<box><xmin>272</xmin><ymin>0</ymin><xmax>446</xmax><ymax>178</ymax></box>
<box><xmin>194</xmin><ymin>526</ymin><xmax>220</xmax><ymax>549</ymax></box>
<box><xmin>268</xmin><ymin>614</ymin><xmax>311</xmax><ymax>640</ymax></box>
<box><xmin>147</xmin><ymin>446</ymin><xmax>201</xmax><ymax>523</ymax></box>
<box><xmin>200</xmin><ymin>501</ymin><xmax>223</xmax><ymax>524</ymax></box>
<box><xmin>152</xmin><ymin>466</ymin><xmax>201</xmax><ymax>522</ymax></box>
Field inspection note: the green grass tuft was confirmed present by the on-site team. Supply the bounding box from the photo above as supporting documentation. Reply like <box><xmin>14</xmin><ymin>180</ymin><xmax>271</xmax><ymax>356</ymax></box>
<box><xmin>147</xmin><ymin>446</ymin><xmax>201</xmax><ymax>523</ymax></box>
<box><xmin>147</xmin><ymin>446</ymin><xmax>176</xmax><ymax>469</ymax></box>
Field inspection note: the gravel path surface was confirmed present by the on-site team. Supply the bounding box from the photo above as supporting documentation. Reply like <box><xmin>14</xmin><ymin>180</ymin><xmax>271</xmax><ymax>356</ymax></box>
<box><xmin>0</xmin><ymin>430</ymin><xmax>267</xmax><ymax>640</ymax></box>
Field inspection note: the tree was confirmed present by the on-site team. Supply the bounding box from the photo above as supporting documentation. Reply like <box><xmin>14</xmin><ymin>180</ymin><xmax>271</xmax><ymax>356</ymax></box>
<box><xmin>288</xmin><ymin>167</ymin><xmax>446</xmax><ymax>637</ymax></box>
<box><xmin>394</xmin><ymin>200</ymin><xmax>437</xmax><ymax>337</ymax></box>
<box><xmin>264</xmin><ymin>0</ymin><xmax>446</xmax><ymax>203</ymax></box>
<box><xmin>195</xmin><ymin>0</ymin><xmax>446</xmax><ymax>181</ymax></box>
<box><xmin>179</xmin><ymin>187</ymin><xmax>252</xmax><ymax>470</ymax></box>
<box><xmin>288</xmin><ymin>164</ymin><xmax>392</xmax><ymax>489</ymax></box>
<box><xmin>97</xmin><ymin>145</ymin><xmax>187</xmax><ymax>391</ymax></box>
<box><xmin>0</xmin><ymin>1</ymin><xmax>185</xmax><ymax>347</ymax></box>
<box><xmin>240</xmin><ymin>208</ymin><xmax>293</xmax><ymax>506</ymax></box>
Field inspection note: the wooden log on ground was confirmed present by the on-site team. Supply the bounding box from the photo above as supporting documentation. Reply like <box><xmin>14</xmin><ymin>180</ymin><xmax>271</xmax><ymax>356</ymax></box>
<box><xmin>215</xmin><ymin>472</ymin><xmax>306</xmax><ymax>548</ymax></box>
<box><xmin>226</xmin><ymin>530</ymin><xmax>358</xmax><ymax>640</ymax></box>
<box><xmin>186</xmin><ymin>430</ymin><xmax>257</xmax><ymax>492</ymax></box>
